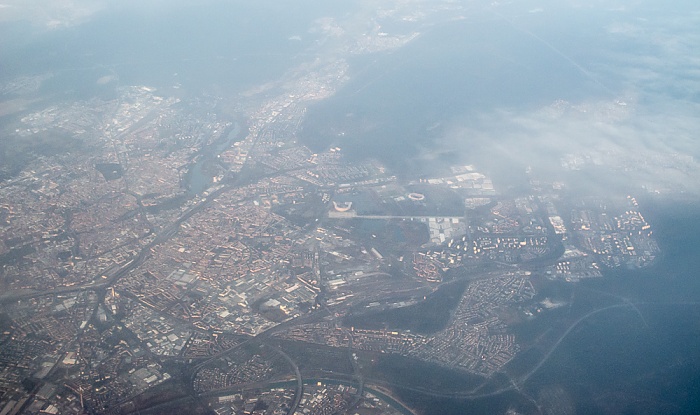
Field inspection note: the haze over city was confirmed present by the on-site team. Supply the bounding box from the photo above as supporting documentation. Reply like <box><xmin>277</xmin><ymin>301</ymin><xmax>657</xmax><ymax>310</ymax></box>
<box><xmin>1</xmin><ymin>1</ymin><xmax>699</xmax><ymax>414</ymax></box>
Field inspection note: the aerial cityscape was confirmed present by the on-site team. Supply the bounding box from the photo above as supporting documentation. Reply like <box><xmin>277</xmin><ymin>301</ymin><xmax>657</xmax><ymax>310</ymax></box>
<box><xmin>1</xmin><ymin>1</ymin><xmax>699</xmax><ymax>414</ymax></box>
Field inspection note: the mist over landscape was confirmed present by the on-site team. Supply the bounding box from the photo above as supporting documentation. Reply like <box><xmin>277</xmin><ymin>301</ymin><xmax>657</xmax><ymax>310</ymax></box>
<box><xmin>1</xmin><ymin>1</ymin><xmax>699</xmax><ymax>414</ymax></box>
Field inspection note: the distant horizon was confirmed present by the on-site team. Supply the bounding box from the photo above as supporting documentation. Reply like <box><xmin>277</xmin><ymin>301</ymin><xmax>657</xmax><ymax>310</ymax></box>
<box><xmin>1</xmin><ymin>1</ymin><xmax>699</xmax><ymax>415</ymax></box>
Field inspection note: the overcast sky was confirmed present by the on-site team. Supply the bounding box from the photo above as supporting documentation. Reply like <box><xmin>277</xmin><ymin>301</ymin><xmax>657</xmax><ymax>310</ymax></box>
<box><xmin>2</xmin><ymin>0</ymin><xmax>699</xmax><ymax>194</ymax></box>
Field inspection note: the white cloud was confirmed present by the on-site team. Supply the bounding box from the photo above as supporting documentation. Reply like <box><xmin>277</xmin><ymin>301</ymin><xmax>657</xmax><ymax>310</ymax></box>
<box><xmin>427</xmin><ymin>1</ymin><xmax>700</xmax><ymax>195</ymax></box>
<box><xmin>435</xmin><ymin>90</ymin><xmax>700</xmax><ymax>195</ymax></box>
<box><xmin>0</xmin><ymin>0</ymin><xmax>107</xmax><ymax>29</ymax></box>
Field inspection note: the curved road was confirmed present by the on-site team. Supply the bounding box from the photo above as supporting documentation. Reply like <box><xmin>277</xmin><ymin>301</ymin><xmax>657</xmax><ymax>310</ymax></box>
<box><xmin>267</xmin><ymin>345</ymin><xmax>303</xmax><ymax>415</ymax></box>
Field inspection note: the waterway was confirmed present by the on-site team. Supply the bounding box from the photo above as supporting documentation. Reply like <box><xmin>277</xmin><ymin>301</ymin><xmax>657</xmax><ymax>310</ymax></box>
<box><xmin>298</xmin><ymin>6</ymin><xmax>612</xmax><ymax>178</ymax></box>
<box><xmin>183</xmin><ymin>121</ymin><xmax>244</xmax><ymax>196</ymax></box>
<box><xmin>394</xmin><ymin>197</ymin><xmax>700</xmax><ymax>415</ymax></box>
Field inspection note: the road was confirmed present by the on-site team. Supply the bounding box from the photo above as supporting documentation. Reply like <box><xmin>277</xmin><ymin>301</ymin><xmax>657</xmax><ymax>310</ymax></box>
<box><xmin>345</xmin><ymin>331</ymin><xmax>365</xmax><ymax>412</ymax></box>
<box><xmin>268</xmin><ymin>345</ymin><xmax>303</xmax><ymax>415</ymax></box>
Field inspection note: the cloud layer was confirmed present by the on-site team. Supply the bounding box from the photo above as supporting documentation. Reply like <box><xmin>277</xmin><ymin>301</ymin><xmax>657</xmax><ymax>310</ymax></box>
<box><xmin>430</xmin><ymin>1</ymin><xmax>700</xmax><ymax>195</ymax></box>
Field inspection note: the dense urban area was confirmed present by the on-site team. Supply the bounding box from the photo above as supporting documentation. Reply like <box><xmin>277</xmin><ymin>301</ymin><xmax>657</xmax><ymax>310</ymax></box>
<box><xmin>1</xmin><ymin>1</ymin><xmax>694</xmax><ymax>415</ymax></box>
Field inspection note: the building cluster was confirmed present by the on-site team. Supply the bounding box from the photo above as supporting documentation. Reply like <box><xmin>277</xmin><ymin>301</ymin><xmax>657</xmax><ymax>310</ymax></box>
<box><xmin>112</xmin><ymin>193</ymin><xmax>324</xmax><ymax>335</ymax></box>
<box><xmin>546</xmin><ymin>246</ymin><xmax>603</xmax><ymax>282</ymax></box>
<box><xmin>278</xmin><ymin>272</ymin><xmax>536</xmax><ymax>378</ymax></box>
<box><xmin>0</xmin><ymin>1</ymin><xmax>676</xmax><ymax>412</ymax></box>
<box><xmin>294</xmin><ymin>383</ymin><xmax>354</xmax><ymax>415</ymax></box>
<box><xmin>209</xmin><ymin>383</ymin><xmax>402</xmax><ymax>415</ymax></box>
<box><xmin>412</xmin><ymin>252</ymin><xmax>442</xmax><ymax>282</ymax></box>
<box><xmin>194</xmin><ymin>352</ymin><xmax>280</xmax><ymax>394</ymax></box>
<box><xmin>411</xmin><ymin>273</ymin><xmax>534</xmax><ymax>376</ymax></box>
<box><xmin>0</xmin><ymin>291</ymin><xmax>172</xmax><ymax>414</ymax></box>
<box><xmin>0</xmin><ymin>87</ymin><xmax>226</xmax><ymax>294</ymax></box>
<box><xmin>212</xmin><ymin>388</ymin><xmax>293</xmax><ymax>415</ymax></box>
<box><xmin>276</xmin><ymin>323</ymin><xmax>427</xmax><ymax>356</ymax></box>
<box><xmin>0</xmin><ymin>292</ymin><xmax>104</xmax><ymax>413</ymax></box>
<box><xmin>405</xmin><ymin>196</ymin><xmax>552</xmax><ymax>276</ymax></box>
<box><xmin>466</xmin><ymin>197</ymin><xmax>551</xmax><ymax>262</ymax></box>
<box><xmin>547</xmin><ymin>195</ymin><xmax>660</xmax><ymax>281</ymax></box>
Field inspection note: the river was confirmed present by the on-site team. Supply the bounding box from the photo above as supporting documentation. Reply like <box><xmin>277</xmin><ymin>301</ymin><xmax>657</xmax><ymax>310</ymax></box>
<box><xmin>183</xmin><ymin>121</ymin><xmax>244</xmax><ymax>196</ymax></box>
